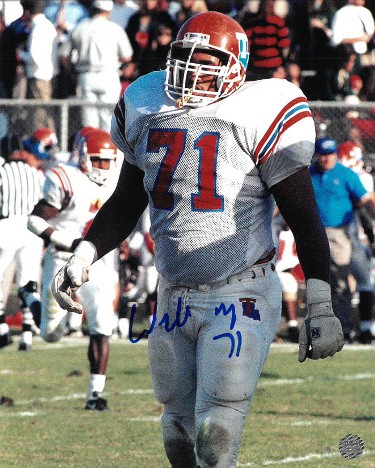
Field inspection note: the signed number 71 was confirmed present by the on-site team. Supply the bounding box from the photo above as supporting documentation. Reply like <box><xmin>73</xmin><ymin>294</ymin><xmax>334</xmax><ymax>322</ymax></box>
<box><xmin>147</xmin><ymin>129</ymin><xmax>224</xmax><ymax>211</ymax></box>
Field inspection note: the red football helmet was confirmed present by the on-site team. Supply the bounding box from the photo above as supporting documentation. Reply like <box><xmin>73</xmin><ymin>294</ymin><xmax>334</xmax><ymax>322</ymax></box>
<box><xmin>338</xmin><ymin>141</ymin><xmax>363</xmax><ymax>173</ymax></box>
<box><xmin>78</xmin><ymin>129</ymin><xmax>117</xmax><ymax>185</ymax></box>
<box><xmin>165</xmin><ymin>11</ymin><xmax>249</xmax><ymax>108</ymax></box>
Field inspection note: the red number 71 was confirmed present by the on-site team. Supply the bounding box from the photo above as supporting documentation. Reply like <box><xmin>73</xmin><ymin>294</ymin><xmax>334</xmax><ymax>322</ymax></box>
<box><xmin>147</xmin><ymin>129</ymin><xmax>224</xmax><ymax>212</ymax></box>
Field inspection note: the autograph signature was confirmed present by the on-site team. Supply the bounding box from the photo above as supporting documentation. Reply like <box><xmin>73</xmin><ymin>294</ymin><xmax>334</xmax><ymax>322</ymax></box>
<box><xmin>128</xmin><ymin>297</ymin><xmax>260</xmax><ymax>358</ymax></box>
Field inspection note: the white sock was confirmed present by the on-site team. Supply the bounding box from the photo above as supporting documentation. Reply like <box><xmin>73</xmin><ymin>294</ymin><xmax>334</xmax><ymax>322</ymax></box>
<box><xmin>87</xmin><ymin>374</ymin><xmax>106</xmax><ymax>400</ymax></box>
<box><xmin>288</xmin><ymin>320</ymin><xmax>298</xmax><ymax>328</ymax></box>
<box><xmin>68</xmin><ymin>312</ymin><xmax>83</xmax><ymax>331</ymax></box>
<box><xmin>118</xmin><ymin>317</ymin><xmax>129</xmax><ymax>338</ymax></box>
<box><xmin>0</xmin><ymin>322</ymin><xmax>9</xmax><ymax>335</ymax></box>
<box><xmin>21</xmin><ymin>331</ymin><xmax>33</xmax><ymax>345</ymax></box>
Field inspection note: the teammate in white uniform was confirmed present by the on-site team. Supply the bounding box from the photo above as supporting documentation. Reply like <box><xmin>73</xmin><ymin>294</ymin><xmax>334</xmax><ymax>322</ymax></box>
<box><xmin>52</xmin><ymin>12</ymin><xmax>344</xmax><ymax>466</ymax></box>
<box><xmin>28</xmin><ymin>129</ymin><xmax>119</xmax><ymax>411</ymax></box>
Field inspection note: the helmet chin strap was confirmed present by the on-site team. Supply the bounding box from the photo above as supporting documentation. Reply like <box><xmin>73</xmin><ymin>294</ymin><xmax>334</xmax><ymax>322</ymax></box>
<box><xmin>177</xmin><ymin>88</ymin><xmax>193</xmax><ymax>108</ymax></box>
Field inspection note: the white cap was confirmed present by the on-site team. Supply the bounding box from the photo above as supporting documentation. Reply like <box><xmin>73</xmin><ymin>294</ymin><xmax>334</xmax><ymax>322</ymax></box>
<box><xmin>93</xmin><ymin>0</ymin><xmax>113</xmax><ymax>11</ymax></box>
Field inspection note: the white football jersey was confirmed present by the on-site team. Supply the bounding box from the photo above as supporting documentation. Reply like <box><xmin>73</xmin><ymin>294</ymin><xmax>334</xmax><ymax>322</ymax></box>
<box><xmin>42</xmin><ymin>163</ymin><xmax>110</xmax><ymax>238</ymax></box>
<box><xmin>111</xmin><ymin>71</ymin><xmax>316</xmax><ymax>284</ymax></box>
<box><xmin>276</xmin><ymin>229</ymin><xmax>299</xmax><ymax>272</ymax></box>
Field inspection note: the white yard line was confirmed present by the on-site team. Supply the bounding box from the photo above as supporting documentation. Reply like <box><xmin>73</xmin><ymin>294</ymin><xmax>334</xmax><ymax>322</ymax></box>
<box><xmin>238</xmin><ymin>451</ymin><xmax>374</xmax><ymax>466</ymax></box>
<box><xmin>3</xmin><ymin>373</ymin><xmax>373</xmax><ymax>406</ymax></box>
<box><xmin>1</xmin><ymin>411</ymin><xmax>41</xmax><ymax>417</ymax></box>
<box><xmin>1</xmin><ymin>337</ymin><xmax>373</xmax><ymax>351</ymax></box>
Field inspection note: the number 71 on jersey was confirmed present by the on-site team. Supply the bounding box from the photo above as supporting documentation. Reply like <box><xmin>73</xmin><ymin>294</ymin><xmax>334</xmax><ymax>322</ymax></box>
<box><xmin>147</xmin><ymin>129</ymin><xmax>224</xmax><ymax>212</ymax></box>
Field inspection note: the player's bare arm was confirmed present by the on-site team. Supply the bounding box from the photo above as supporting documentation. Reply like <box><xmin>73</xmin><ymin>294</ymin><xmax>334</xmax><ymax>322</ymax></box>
<box><xmin>271</xmin><ymin>167</ymin><xmax>344</xmax><ymax>362</ymax></box>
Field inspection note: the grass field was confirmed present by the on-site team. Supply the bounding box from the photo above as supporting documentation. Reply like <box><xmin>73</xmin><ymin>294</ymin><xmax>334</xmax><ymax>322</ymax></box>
<box><xmin>0</xmin><ymin>336</ymin><xmax>374</xmax><ymax>468</ymax></box>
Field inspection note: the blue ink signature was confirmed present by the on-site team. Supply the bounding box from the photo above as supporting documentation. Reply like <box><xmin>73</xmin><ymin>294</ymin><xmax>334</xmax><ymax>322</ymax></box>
<box><xmin>213</xmin><ymin>303</ymin><xmax>242</xmax><ymax>358</ymax></box>
<box><xmin>129</xmin><ymin>297</ymin><xmax>260</xmax><ymax>358</ymax></box>
<box><xmin>129</xmin><ymin>296</ymin><xmax>191</xmax><ymax>344</ymax></box>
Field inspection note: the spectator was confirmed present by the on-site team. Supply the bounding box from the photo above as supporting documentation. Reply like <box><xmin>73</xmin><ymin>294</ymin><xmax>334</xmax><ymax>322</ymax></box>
<box><xmin>60</xmin><ymin>0</ymin><xmax>133</xmax><ymax>131</ymax></box>
<box><xmin>307</xmin><ymin>0</ymin><xmax>337</xmax><ymax>100</ymax></box>
<box><xmin>138</xmin><ymin>22</ymin><xmax>173</xmax><ymax>75</ymax></box>
<box><xmin>326</xmin><ymin>43</ymin><xmax>358</xmax><ymax>101</ymax></box>
<box><xmin>331</xmin><ymin>0</ymin><xmax>375</xmax><ymax>72</ymax></box>
<box><xmin>0</xmin><ymin>9</ymin><xmax>30</xmax><ymax>98</ymax></box>
<box><xmin>286</xmin><ymin>61</ymin><xmax>302</xmax><ymax>87</ymax></box>
<box><xmin>363</xmin><ymin>66</ymin><xmax>375</xmax><ymax>100</ymax></box>
<box><xmin>169</xmin><ymin>0</ymin><xmax>208</xmax><ymax>28</ymax></box>
<box><xmin>126</xmin><ymin>0</ymin><xmax>177</xmax><ymax>69</ymax></box>
<box><xmin>0</xmin><ymin>1</ymin><xmax>23</xmax><ymax>27</ymax></box>
<box><xmin>44</xmin><ymin>0</ymin><xmax>89</xmax><ymax>45</ymax></box>
<box><xmin>110</xmin><ymin>0</ymin><xmax>139</xmax><ymax>30</ymax></box>
<box><xmin>44</xmin><ymin>0</ymin><xmax>90</xmax><ymax>98</ymax></box>
<box><xmin>240</xmin><ymin>0</ymin><xmax>291</xmax><ymax>80</ymax></box>
<box><xmin>17</xmin><ymin>0</ymin><xmax>60</xmax><ymax>132</ymax></box>
<box><xmin>310</xmin><ymin>137</ymin><xmax>374</xmax><ymax>341</ymax></box>
<box><xmin>119</xmin><ymin>60</ymin><xmax>139</xmax><ymax>95</ymax></box>
<box><xmin>206</xmin><ymin>0</ymin><xmax>238</xmax><ymax>16</ymax></box>
<box><xmin>272</xmin><ymin>64</ymin><xmax>287</xmax><ymax>79</ymax></box>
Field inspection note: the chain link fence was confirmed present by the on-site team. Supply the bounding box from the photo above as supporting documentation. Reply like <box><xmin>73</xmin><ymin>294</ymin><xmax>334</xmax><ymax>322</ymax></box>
<box><xmin>0</xmin><ymin>98</ymin><xmax>374</xmax><ymax>164</ymax></box>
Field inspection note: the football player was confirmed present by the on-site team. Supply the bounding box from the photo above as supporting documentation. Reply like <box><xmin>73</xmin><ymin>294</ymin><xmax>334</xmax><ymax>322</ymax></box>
<box><xmin>52</xmin><ymin>12</ymin><xmax>344</xmax><ymax>466</ymax></box>
<box><xmin>28</xmin><ymin>128</ymin><xmax>119</xmax><ymax>410</ymax></box>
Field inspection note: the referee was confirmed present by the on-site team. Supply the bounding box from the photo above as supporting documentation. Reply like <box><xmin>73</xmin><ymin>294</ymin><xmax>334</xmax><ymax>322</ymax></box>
<box><xmin>0</xmin><ymin>137</ymin><xmax>45</xmax><ymax>350</ymax></box>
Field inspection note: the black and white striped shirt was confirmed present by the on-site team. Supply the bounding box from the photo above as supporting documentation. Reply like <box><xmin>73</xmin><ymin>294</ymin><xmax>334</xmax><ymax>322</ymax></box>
<box><xmin>0</xmin><ymin>161</ymin><xmax>44</xmax><ymax>218</ymax></box>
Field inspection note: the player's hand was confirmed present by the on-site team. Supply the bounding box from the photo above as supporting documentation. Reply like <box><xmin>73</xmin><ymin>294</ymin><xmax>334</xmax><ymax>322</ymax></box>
<box><xmin>298</xmin><ymin>279</ymin><xmax>344</xmax><ymax>362</ymax></box>
<box><xmin>51</xmin><ymin>255</ymin><xmax>89</xmax><ymax>313</ymax></box>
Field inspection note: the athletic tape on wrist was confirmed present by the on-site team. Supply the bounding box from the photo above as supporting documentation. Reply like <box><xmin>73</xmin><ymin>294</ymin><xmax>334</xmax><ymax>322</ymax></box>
<box><xmin>27</xmin><ymin>215</ymin><xmax>51</xmax><ymax>236</ymax></box>
<box><xmin>72</xmin><ymin>240</ymin><xmax>98</xmax><ymax>267</ymax></box>
<box><xmin>306</xmin><ymin>278</ymin><xmax>331</xmax><ymax>305</ymax></box>
<box><xmin>50</xmin><ymin>230</ymin><xmax>73</xmax><ymax>249</ymax></box>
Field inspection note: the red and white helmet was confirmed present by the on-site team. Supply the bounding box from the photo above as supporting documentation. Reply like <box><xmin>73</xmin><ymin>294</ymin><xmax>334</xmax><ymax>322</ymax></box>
<box><xmin>338</xmin><ymin>141</ymin><xmax>363</xmax><ymax>173</ymax></box>
<box><xmin>165</xmin><ymin>11</ymin><xmax>249</xmax><ymax>108</ymax></box>
<box><xmin>78</xmin><ymin>129</ymin><xmax>117</xmax><ymax>185</ymax></box>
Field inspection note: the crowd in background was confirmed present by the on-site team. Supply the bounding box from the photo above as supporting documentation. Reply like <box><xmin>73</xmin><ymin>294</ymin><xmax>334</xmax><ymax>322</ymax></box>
<box><xmin>0</xmin><ymin>0</ymin><xmax>374</xmax><ymax>105</ymax></box>
<box><xmin>0</xmin><ymin>0</ymin><xmax>375</xmax><ymax>346</ymax></box>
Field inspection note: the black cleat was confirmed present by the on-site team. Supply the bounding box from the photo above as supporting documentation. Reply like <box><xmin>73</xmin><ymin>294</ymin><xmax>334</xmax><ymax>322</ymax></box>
<box><xmin>18</xmin><ymin>281</ymin><xmax>39</xmax><ymax>307</ymax></box>
<box><xmin>343</xmin><ymin>331</ymin><xmax>355</xmax><ymax>344</ymax></box>
<box><xmin>0</xmin><ymin>332</ymin><xmax>13</xmax><ymax>349</ymax></box>
<box><xmin>18</xmin><ymin>342</ymin><xmax>32</xmax><ymax>351</ymax></box>
<box><xmin>358</xmin><ymin>330</ymin><xmax>373</xmax><ymax>345</ymax></box>
<box><xmin>287</xmin><ymin>326</ymin><xmax>300</xmax><ymax>343</ymax></box>
<box><xmin>85</xmin><ymin>397</ymin><xmax>109</xmax><ymax>411</ymax></box>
